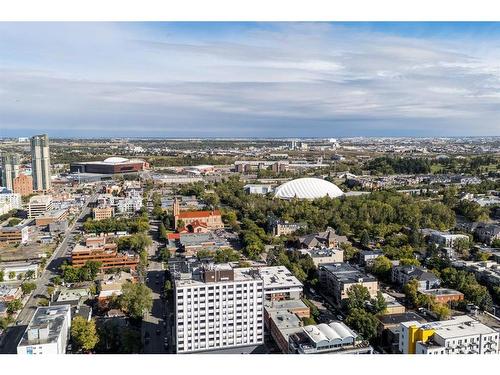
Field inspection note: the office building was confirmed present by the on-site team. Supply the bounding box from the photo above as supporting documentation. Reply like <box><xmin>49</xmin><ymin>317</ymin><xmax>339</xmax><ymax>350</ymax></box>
<box><xmin>1</xmin><ymin>153</ymin><xmax>20</xmax><ymax>191</ymax></box>
<box><xmin>0</xmin><ymin>221</ymin><xmax>30</xmax><ymax>244</ymax></box>
<box><xmin>28</xmin><ymin>195</ymin><xmax>53</xmax><ymax>218</ymax></box>
<box><xmin>30</xmin><ymin>134</ymin><xmax>51</xmax><ymax>192</ymax></box>
<box><xmin>35</xmin><ymin>209</ymin><xmax>68</xmax><ymax>227</ymax></box>
<box><xmin>399</xmin><ymin>315</ymin><xmax>499</xmax><ymax>354</ymax></box>
<box><xmin>172</xmin><ymin>261</ymin><xmax>264</xmax><ymax>353</ymax></box>
<box><xmin>93</xmin><ymin>206</ymin><xmax>114</xmax><ymax>220</ymax></box>
<box><xmin>318</xmin><ymin>263</ymin><xmax>378</xmax><ymax>305</ymax></box>
<box><xmin>17</xmin><ymin>305</ymin><xmax>72</xmax><ymax>354</ymax></box>
<box><xmin>13</xmin><ymin>173</ymin><xmax>34</xmax><ymax>197</ymax></box>
<box><xmin>71</xmin><ymin>237</ymin><xmax>139</xmax><ymax>271</ymax></box>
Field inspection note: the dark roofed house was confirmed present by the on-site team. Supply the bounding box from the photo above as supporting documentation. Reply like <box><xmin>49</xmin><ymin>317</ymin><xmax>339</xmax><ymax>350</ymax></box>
<box><xmin>298</xmin><ymin>227</ymin><xmax>350</xmax><ymax>249</ymax></box>
<box><xmin>391</xmin><ymin>265</ymin><xmax>441</xmax><ymax>291</ymax></box>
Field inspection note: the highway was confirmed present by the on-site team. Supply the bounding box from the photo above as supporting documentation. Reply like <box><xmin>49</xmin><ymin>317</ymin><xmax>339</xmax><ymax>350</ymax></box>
<box><xmin>0</xmin><ymin>192</ymin><xmax>97</xmax><ymax>354</ymax></box>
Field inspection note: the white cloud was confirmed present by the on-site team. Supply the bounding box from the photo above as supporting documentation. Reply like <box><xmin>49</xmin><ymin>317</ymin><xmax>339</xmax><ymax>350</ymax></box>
<box><xmin>0</xmin><ymin>22</ymin><xmax>499</xmax><ymax>136</ymax></box>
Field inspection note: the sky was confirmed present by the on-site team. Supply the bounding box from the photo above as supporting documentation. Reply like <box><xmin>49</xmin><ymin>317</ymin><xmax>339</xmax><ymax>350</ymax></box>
<box><xmin>1</xmin><ymin>22</ymin><xmax>500</xmax><ymax>138</ymax></box>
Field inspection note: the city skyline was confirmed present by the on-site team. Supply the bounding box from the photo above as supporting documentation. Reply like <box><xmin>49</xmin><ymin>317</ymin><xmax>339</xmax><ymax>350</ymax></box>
<box><xmin>1</xmin><ymin>22</ymin><xmax>500</xmax><ymax>137</ymax></box>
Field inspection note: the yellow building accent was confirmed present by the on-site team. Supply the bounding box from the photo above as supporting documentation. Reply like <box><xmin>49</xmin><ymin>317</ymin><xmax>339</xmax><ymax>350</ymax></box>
<box><xmin>408</xmin><ymin>325</ymin><xmax>435</xmax><ymax>354</ymax></box>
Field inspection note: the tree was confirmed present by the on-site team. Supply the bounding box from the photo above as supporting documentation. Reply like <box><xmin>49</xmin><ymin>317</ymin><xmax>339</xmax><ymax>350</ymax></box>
<box><xmin>47</xmin><ymin>286</ymin><xmax>55</xmax><ymax>298</ymax></box>
<box><xmin>370</xmin><ymin>291</ymin><xmax>387</xmax><ymax>314</ymax></box>
<box><xmin>345</xmin><ymin>308</ymin><xmax>378</xmax><ymax>341</ymax></box>
<box><xmin>301</xmin><ymin>316</ymin><xmax>316</xmax><ymax>326</ymax></box>
<box><xmin>52</xmin><ymin>275</ymin><xmax>62</xmax><ymax>285</ymax></box>
<box><xmin>360</xmin><ymin>230</ymin><xmax>371</xmax><ymax>247</ymax></box>
<box><xmin>119</xmin><ymin>283</ymin><xmax>153</xmax><ymax>320</ymax></box>
<box><xmin>164</xmin><ymin>280</ymin><xmax>172</xmax><ymax>296</ymax></box>
<box><xmin>403</xmin><ymin>279</ymin><xmax>420</xmax><ymax>306</ymax></box>
<box><xmin>7</xmin><ymin>299</ymin><xmax>22</xmax><ymax>315</ymax></box>
<box><xmin>432</xmin><ymin>303</ymin><xmax>451</xmax><ymax>320</ymax></box>
<box><xmin>0</xmin><ymin>270</ymin><xmax>4</xmax><ymax>282</ymax></box>
<box><xmin>159</xmin><ymin>247</ymin><xmax>171</xmax><ymax>262</ymax></box>
<box><xmin>369</xmin><ymin>255</ymin><xmax>392</xmax><ymax>279</ymax></box>
<box><xmin>21</xmin><ymin>282</ymin><xmax>36</xmax><ymax>295</ymax></box>
<box><xmin>453</xmin><ymin>237</ymin><xmax>470</xmax><ymax>258</ymax></box>
<box><xmin>158</xmin><ymin>222</ymin><xmax>167</xmax><ymax>242</ymax></box>
<box><xmin>25</xmin><ymin>270</ymin><xmax>36</xmax><ymax>279</ymax></box>
<box><xmin>71</xmin><ymin>316</ymin><xmax>99</xmax><ymax>352</ymax></box>
<box><xmin>399</xmin><ymin>258</ymin><xmax>421</xmax><ymax>266</ymax></box>
<box><xmin>8</xmin><ymin>271</ymin><xmax>16</xmax><ymax>280</ymax></box>
<box><xmin>346</xmin><ymin>284</ymin><xmax>371</xmax><ymax>312</ymax></box>
<box><xmin>340</xmin><ymin>243</ymin><xmax>359</xmax><ymax>261</ymax></box>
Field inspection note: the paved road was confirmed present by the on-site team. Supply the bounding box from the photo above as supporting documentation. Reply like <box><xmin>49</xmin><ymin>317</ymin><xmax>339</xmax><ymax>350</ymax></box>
<box><xmin>141</xmin><ymin>259</ymin><xmax>169</xmax><ymax>353</ymax></box>
<box><xmin>140</xmin><ymin>213</ymin><xmax>169</xmax><ymax>353</ymax></box>
<box><xmin>0</xmin><ymin>193</ymin><xmax>97</xmax><ymax>354</ymax></box>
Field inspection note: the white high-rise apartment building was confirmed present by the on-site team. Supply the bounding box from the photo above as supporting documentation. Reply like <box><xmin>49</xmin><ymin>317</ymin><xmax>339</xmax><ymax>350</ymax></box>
<box><xmin>30</xmin><ymin>134</ymin><xmax>51</xmax><ymax>192</ymax></box>
<box><xmin>173</xmin><ymin>261</ymin><xmax>264</xmax><ymax>353</ymax></box>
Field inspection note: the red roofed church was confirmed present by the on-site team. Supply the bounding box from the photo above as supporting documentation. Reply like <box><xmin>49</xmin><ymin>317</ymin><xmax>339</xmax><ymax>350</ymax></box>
<box><xmin>173</xmin><ymin>198</ymin><xmax>224</xmax><ymax>231</ymax></box>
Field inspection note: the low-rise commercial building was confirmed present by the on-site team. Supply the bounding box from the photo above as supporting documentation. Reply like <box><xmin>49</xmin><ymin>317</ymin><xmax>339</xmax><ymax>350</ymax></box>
<box><xmin>288</xmin><ymin>322</ymin><xmax>373</xmax><ymax>354</ymax></box>
<box><xmin>35</xmin><ymin>209</ymin><xmax>68</xmax><ymax>227</ymax></box>
<box><xmin>17</xmin><ymin>305</ymin><xmax>72</xmax><ymax>354</ymax></box>
<box><xmin>420</xmin><ymin>288</ymin><xmax>464</xmax><ymax>304</ymax></box>
<box><xmin>265</xmin><ymin>303</ymin><xmax>306</xmax><ymax>353</ymax></box>
<box><xmin>0</xmin><ymin>261</ymin><xmax>38</xmax><ymax>280</ymax></box>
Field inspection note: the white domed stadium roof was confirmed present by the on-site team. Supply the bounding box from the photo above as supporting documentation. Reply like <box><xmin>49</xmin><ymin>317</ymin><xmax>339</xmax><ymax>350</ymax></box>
<box><xmin>274</xmin><ymin>178</ymin><xmax>343</xmax><ymax>200</ymax></box>
<box><xmin>103</xmin><ymin>157</ymin><xmax>130</xmax><ymax>164</ymax></box>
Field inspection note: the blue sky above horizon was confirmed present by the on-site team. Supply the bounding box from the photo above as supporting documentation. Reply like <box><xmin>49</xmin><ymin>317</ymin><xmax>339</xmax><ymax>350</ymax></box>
<box><xmin>1</xmin><ymin>22</ymin><xmax>500</xmax><ymax>137</ymax></box>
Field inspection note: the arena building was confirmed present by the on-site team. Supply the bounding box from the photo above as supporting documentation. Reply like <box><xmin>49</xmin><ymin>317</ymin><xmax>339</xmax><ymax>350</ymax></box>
<box><xmin>274</xmin><ymin>177</ymin><xmax>344</xmax><ymax>200</ymax></box>
<box><xmin>70</xmin><ymin>157</ymin><xmax>148</xmax><ymax>175</ymax></box>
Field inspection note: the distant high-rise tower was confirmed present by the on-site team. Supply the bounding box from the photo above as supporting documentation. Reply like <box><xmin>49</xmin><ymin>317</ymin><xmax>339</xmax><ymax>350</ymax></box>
<box><xmin>30</xmin><ymin>134</ymin><xmax>51</xmax><ymax>192</ymax></box>
<box><xmin>1</xmin><ymin>153</ymin><xmax>20</xmax><ymax>191</ymax></box>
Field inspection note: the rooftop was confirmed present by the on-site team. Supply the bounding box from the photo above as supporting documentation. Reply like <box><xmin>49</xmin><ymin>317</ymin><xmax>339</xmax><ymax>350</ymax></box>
<box><xmin>378</xmin><ymin>312</ymin><xmax>426</xmax><ymax>326</ymax></box>
<box><xmin>18</xmin><ymin>305</ymin><xmax>71</xmax><ymax>347</ymax></box>
<box><xmin>248</xmin><ymin>265</ymin><xmax>303</xmax><ymax>292</ymax></box>
<box><xmin>402</xmin><ymin>315</ymin><xmax>498</xmax><ymax>339</ymax></box>
<box><xmin>177</xmin><ymin>210</ymin><xmax>221</xmax><ymax>219</ymax></box>
<box><xmin>319</xmin><ymin>262</ymin><xmax>377</xmax><ymax>284</ymax></box>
